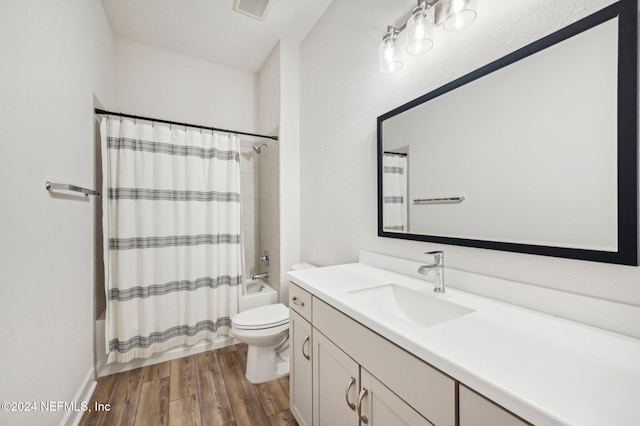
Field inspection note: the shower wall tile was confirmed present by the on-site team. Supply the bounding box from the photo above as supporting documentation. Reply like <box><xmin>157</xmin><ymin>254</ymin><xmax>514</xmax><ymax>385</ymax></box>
<box><xmin>261</xmin><ymin>196</ymin><xmax>279</xmax><ymax>229</ymax></box>
<box><xmin>240</xmin><ymin>171</ymin><xmax>259</xmax><ymax>201</ymax></box>
<box><xmin>242</xmin><ymin>197</ymin><xmax>259</xmax><ymax>226</ymax></box>
<box><xmin>260</xmin><ymin>174</ymin><xmax>278</xmax><ymax>199</ymax></box>
<box><xmin>261</xmin><ymin>225</ymin><xmax>279</xmax><ymax>251</ymax></box>
<box><xmin>240</xmin><ymin>150</ymin><xmax>259</xmax><ymax>174</ymax></box>
<box><xmin>240</xmin><ymin>138</ymin><xmax>279</xmax><ymax>295</ymax></box>
<box><xmin>259</xmin><ymin>141</ymin><xmax>280</xmax><ymax>300</ymax></box>
<box><xmin>239</xmin><ymin>142</ymin><xmax>261</xmax><ymax>279</ymax></box>
<box><xmin>243</xmin><ymin>227</ymin><xmax>257</xmax><ymax>275</ymax></box>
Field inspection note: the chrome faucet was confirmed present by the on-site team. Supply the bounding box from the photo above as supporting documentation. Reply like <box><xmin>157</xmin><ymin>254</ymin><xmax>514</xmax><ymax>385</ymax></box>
<box><xmin>252</xmin><ymin>272</ymin><xmax>268</xmax><ymax>280</ymax></box>
<box><xmin>417</xmin><ymin>251</ymin><xmax>445</xmax><ymax>293</ymax></box>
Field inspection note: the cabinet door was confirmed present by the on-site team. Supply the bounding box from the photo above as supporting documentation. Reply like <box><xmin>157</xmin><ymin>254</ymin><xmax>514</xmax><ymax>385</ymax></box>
<box><xmin>313</xmin><ymin>297</ymin><xmax>455</xmax><ymax>426</ymax></box>
<box><xmin>290</xmin><ymin>309</ymin><xmax>313</xmax><ymax>426</ymax></box>
<box><xmin>359</xmin><ymin>369</ymin><xmax>434</xmax><ymax>426</ymax></box>
<box><xmin>459</xmin><ymin>385</ymin><xmax>531</xmax><ymax>426</ymax></box>
<box><xmin>313</xmin><ymin>329</ymin><xmax>360</xmax><ymax>426</ymax></box>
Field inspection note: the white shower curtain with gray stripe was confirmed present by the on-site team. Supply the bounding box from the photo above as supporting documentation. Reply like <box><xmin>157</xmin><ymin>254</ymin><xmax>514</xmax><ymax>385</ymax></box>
<box><xmin>383</xmin><ymin>153</ymin><xmax>408</xmax><ymax>232</ymax></box>
<box><xmin>101</xmin><ymin>117</ymin><xmax>244</xmax><ymax>364</ymax></box>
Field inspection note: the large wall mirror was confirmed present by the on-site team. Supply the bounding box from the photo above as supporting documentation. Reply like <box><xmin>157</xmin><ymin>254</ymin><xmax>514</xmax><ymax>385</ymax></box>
<box><xmin>377</xmin><ymin>0</ymin><xmax>638</xmax><ymax>266</ymax></box>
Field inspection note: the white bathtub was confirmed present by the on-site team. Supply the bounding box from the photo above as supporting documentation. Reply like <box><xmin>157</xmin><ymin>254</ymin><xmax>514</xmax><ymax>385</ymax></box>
<box><xmin>94</xmin><ymin>279</ymin><xmax>277</xmax><ymax>377</ymax></box>
<box><xmin>240</xmin><ymin>279</ymin><xmax>278</xmax><ymax>311</ymax></box>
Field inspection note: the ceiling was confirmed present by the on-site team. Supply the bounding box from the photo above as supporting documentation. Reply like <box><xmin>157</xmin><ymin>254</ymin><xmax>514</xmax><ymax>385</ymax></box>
<box><xmin>101</xmin><ymin>0</ymin><xmax>334</xmax><ymax>74</ymax></box>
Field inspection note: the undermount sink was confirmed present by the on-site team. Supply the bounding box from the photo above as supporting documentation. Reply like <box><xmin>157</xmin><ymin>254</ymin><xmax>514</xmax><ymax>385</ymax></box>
<box><xmin>347</xmin><ymin>284</ymin><xmax>474</xmax><ymax>327</ymax></box>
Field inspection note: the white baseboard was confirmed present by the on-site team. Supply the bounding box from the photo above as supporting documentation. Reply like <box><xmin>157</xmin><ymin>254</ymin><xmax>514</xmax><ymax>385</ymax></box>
<box><xmin>60</xmin><ymin>367</ymin><xmax>96</xmax><ymax>426</ymax></box>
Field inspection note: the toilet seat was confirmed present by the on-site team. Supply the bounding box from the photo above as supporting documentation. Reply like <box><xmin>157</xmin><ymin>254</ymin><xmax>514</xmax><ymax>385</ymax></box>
<box><xmin>232</xmin><ymin>303</ymin><xmax>289</xmax><ymax>330</ymax></box>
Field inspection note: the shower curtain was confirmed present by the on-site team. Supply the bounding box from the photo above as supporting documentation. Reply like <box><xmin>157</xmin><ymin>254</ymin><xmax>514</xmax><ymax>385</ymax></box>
<box><xmin>382</xmin><ymin>153</ymin><xmax>408</xmax><ymax>232</ymax></box>
<box><xmin>101</xmin><ymin>117</ymin><xmax>244</xmax><ymax>364</ymax></box>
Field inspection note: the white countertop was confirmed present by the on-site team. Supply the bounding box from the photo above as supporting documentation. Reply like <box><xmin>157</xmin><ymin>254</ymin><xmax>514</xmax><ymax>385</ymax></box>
<box><xmin>287</xmin><ymin>262</ymin><xmax>640</xmax><ymax>426</ymax></box>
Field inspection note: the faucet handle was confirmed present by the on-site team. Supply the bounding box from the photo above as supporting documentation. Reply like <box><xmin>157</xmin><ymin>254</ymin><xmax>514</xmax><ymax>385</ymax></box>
<box><xmin>259</xmin><ymin>250</ymin><xmax>270</xmax><ymax>266</ymax></box>
<box><xmin>425</xmin><ymin>250</ymin><xmax>444</xmax><ymax>264</ymax></box>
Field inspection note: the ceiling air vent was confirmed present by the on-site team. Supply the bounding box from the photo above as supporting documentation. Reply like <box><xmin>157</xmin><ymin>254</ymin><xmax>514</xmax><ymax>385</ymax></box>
<box><xmin>233</xmin><ymin>0</ymin><xmax>271</xmax><ymax>21</ymax></box>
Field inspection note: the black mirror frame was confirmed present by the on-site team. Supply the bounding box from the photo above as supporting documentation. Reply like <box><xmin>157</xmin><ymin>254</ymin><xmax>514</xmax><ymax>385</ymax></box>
<box><xmin>377</xmin><ymin>0</ymin><xmax>638</xmax><ymax>266</ymax></box>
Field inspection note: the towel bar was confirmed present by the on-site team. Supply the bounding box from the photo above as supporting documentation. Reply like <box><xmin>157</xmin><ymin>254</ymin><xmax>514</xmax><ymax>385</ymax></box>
<box><xmin>45</xmin><ymin>181</ymin><xmax>101</xmax><ymax>196</ymax></box>
<box><xmin>413</xmin><ymin>196</ymin><xmax>465</xmax><ymax>204</ymax></box>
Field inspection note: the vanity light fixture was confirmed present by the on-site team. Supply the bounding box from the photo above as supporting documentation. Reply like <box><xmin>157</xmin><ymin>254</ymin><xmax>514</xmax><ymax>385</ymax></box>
<box><xmin>379</xmin><ymin>0</ymin><xmax>477</xmax><ymax>74</ymax></box>
<box><xmin>379</xmin><ymin>26</ymin><xmax>404</xmax><ymax>74</ymax></box>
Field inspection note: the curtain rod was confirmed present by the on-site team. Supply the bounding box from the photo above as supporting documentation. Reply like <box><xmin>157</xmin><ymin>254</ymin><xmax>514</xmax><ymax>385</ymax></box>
<box><xmin>95</xmin><ymin>108</ymin><xmax>278</xmax><ymax>141</ymax></box>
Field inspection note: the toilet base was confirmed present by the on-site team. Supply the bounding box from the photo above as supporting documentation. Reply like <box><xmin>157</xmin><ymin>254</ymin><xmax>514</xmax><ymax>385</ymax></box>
<box><xmin>245</xmin><ymin>340</ymin><xmax>290</xmax><ymax>384</ymax></box>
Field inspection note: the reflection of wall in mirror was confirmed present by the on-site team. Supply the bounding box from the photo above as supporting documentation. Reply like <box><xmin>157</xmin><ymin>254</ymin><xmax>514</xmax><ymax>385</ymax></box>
<box><xmin>381</xmin><ymin>18</ymin><xmax>618</xmax><ymax>252</ymax></box>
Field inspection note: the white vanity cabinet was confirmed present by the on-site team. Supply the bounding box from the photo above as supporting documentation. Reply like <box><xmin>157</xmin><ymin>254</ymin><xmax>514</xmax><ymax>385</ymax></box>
<box><xmin>313</xmin><ymin>296</ymin><xmax>454</xmax><ymax>426</ymax></box>
<box><xmin>289</xmin><ymin>282</ymin><xmax>454</xmax><ymax>426</ymax></box>
<box><xmin>312</xmin><ymin>328</ymin><xmax>432</xmax><ymax>426</ymax></box>
<box><xmin>288</xmin><ymin>256</ymin><xmax>640</xmax><ymax>425</ymax></box>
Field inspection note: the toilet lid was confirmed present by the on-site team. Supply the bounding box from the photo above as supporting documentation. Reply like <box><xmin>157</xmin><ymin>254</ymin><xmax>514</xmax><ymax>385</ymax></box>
<box><xmin>232</xmin><ymin>303</ymin><xmax>289</xmax><ymax>330</ymax></box>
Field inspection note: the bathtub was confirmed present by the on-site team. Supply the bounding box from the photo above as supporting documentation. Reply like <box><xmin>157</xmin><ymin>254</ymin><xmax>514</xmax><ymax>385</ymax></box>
<box><xmin>240</xmin><ymin>279</ymin><xmax>278</xmax><ymax>311</ymax></box>
<box><xmin>94</xmin><ymin>279</ymin><xmax>277</xmax><ymax>377</ymax></box>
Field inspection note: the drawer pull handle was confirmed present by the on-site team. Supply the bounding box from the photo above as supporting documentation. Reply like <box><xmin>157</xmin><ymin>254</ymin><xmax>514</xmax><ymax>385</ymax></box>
<box><xmin>302</xmin><ymin>336</ymin><xmax>311</xmax><ymax>360</ymax></box>
<box><xmin>357</xmin><ymin>387</ymin><xmax>369</xmax><ymax>424</ymax></box>
<box><xmin>292</xmin><ymin>296</ymin><xmax>305</xmax><ymax>307</ymax></box>
<box><xmin>345</xmin><ymin>376</ymin><xmax>356</xmax><ymax>411</ymax></box>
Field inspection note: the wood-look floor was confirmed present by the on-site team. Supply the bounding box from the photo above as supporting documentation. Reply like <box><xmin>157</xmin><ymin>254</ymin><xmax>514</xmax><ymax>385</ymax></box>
<box><xmin>79</xmin><ymin>344</ymin><xmax>297</xmax><ymax>426</ymax></box>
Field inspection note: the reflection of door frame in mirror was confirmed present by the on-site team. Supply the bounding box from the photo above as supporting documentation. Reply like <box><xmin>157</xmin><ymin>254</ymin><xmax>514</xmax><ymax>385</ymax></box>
<box><xmin>377</xmin><ymin>0</ymin><xmax>638</xmax><ymax>266</ymax></box>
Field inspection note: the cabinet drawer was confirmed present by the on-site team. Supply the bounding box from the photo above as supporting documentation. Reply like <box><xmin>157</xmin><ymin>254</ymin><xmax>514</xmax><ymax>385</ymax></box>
<box><xmin>289</xmin><ymin>283</ymin><xmax>312</xmax><ymax>321</ymax></box>
<box><xmin>313</xmin><ymin>297</ymin><xmax>455</xmax><ymax>426</ymax></box>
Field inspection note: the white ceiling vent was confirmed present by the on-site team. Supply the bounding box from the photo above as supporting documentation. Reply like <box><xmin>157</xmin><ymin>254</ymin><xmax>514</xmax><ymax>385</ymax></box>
<box><xmin>233</xmin><ymin>0</ymin><xmax>271</xmax><ymax>21</ymax></box>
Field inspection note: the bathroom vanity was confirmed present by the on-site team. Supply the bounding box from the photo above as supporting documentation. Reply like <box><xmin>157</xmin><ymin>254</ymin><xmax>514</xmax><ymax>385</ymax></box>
<box><xmin>287</xmin><ymin>252</ymin><xmax>640</xmax><ymax>426</ymax></box>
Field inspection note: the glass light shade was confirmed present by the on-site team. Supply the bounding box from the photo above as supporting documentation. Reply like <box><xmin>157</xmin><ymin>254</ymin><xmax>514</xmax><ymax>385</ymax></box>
<box><xmin>379</xmin><ymin>31</ymin><xmax>403</xmax><ymax>73</ymax></box>
<box><xmin>405</xmin><ymin>6</ymin><xmax>434</xmax><ymax>55</ymax></box>
<box><xmin>441</xmin><ymin>0</ymin><xmax>477</xmax><ymax>31</ymax></box>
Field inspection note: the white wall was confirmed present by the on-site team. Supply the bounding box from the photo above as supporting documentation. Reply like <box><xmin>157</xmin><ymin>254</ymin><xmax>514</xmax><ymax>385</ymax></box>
<box><xmin>256</xmin><ymin>40</ymin><xmax>301</xmax><ymax>304</ymax></box>
<box><xmin>256</xmin><ymin>43</ymin><xmax>282</xmax><ymax>295</ymax></box>
<box><xmin>258</xmin><ymin>43</ymin><xmax>281</xmax><ymax>134</ymax></box>
<box><xmin>0</xmin><ymin>1</ymin><xmax>114</xmax><ymax>424</ymax></box>
<box><xmin>300</xmin><ymin>0</ymin><xmax>640</xmax><ymax>313</ymax></box>
<box><xmin>278</xmin><ymin>39</ymin><xmax>302</xmax><ymax>304</ymax></box>
<box><xmin>114</xmin><ymin>38</ymin><xmax>257</xmax><ymax>130</ymax></box>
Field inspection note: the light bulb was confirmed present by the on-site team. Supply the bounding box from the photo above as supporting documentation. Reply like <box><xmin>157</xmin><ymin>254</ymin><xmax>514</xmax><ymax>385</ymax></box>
<box><xmin>406</xmin><ymin>4</ymin><xmax>434</xmax><ymax>55</ymax></box>
<box><xmin>441</xmin><ymin>0</ymin><xmax>477</xmax><ymax>31</ymax></box>
<box><xmin>378</xmin><ymin>28</ymin><xmax>403</xmax><ymax>73</ymax></box>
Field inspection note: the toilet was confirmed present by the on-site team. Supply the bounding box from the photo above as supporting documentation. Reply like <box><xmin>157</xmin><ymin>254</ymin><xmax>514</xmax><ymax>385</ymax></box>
<box><xmin>231</xmin><ymin>263</ymin><xmax>316</xmax><ymax>384</ymax></box>
<box><xmin>232</xmin><ymin>303</ymin><xmax>290</xmax><ymax>384</ymax></box>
